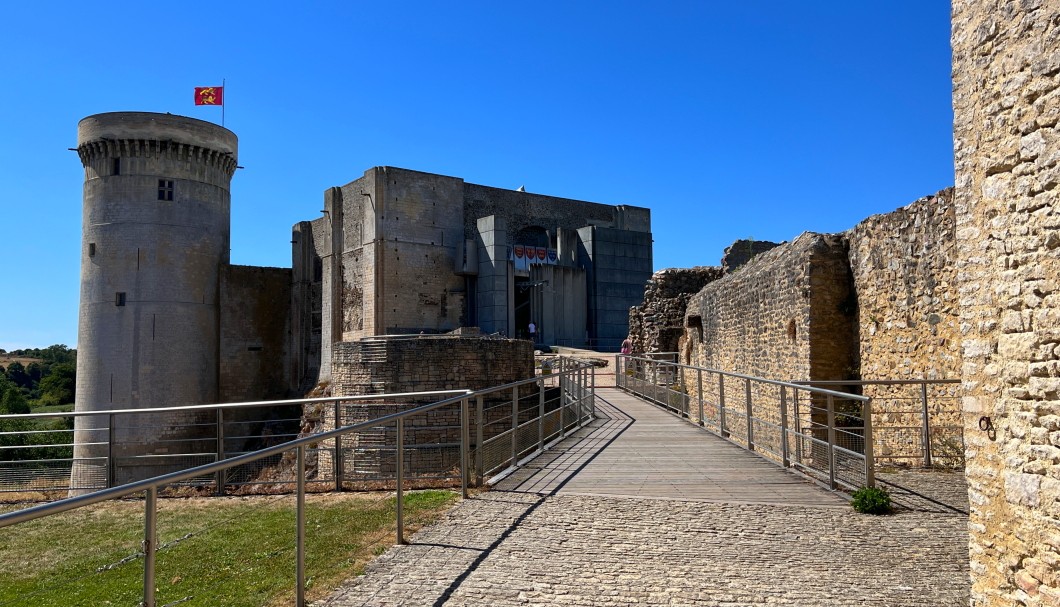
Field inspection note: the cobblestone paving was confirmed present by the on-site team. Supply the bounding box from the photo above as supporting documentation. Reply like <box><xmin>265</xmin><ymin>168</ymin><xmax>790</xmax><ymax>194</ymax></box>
<box><xmin>318</xmin><ymin>491</ymin><xmax>968</xmax><ymax>606</ymax></box>
<box><xmin>877</xmin><ymin>469</ymin><xmax>969</xmax><ymax>514</ymax></box>
<box><xmin>317</xmin><ymin>388</ymin><xmax>970</xmax><ymax>606</ymax></box>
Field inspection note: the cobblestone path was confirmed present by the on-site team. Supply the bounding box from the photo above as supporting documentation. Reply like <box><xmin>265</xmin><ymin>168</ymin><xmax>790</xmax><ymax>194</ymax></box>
<box><xmin>316</xmin><ymin>389</ymin><xmax>970</xmax><ymax>606</ymax></box>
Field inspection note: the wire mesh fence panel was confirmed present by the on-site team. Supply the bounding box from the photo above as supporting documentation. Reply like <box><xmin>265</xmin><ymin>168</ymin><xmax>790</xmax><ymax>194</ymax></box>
<box><xmin>480</xmin><ymin>430</ymin><xmax>514</xmax><ymax>476</ymax></box>
<box><xmin>749</xmin><ymin>417</ymin><xmax>783</xmax><ymax>462</ymax></box>
<box><xmin>542</xmin><ymin>409</ymin><xmax>563</xmax><ymax>445</ymax></box>
<box><xmin>834</xmin><ymin>447</ymin><xmax>869</xmax><ymax>490</ymax></box>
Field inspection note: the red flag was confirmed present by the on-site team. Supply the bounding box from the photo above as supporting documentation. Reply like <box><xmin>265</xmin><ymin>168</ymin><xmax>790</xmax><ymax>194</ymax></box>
<box><xmin>194</xmin><ymin>86</ymin><xmax>224</xmax><ymax>106</ymax></box>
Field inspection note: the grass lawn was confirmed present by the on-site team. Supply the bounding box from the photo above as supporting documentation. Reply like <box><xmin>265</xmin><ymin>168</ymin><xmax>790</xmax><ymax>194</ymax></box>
<box><xmin>0</xmin><ymin>489</ymin><xmax>459</xmax><ymax>606</ymax></box>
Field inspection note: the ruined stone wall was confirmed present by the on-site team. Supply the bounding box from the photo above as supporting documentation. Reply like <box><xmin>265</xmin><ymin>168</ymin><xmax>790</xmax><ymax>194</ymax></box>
<box><xmin>319</xmin><ymin>335</ymin><xmax>536</xmax><ymax>479</ymax></box>
<box><xmin>847</xmin><ymin>189</ymin><xmax>963</xmax><ymax>465</ymax></box>
<box><xmin>848</xmin><ymin>188</ymin><xmax>960</xmax><ymax>382</ymax></box>
<box><xmin>953</xmin><ymin>2</ymin><xmax>1060</xmax><ymax>604</ymax></box>
<box><xmin>331</xmin><ymin>335</ymin><xmax>534</xmax><ymax>396</ymax></box>
<box><xmin>684</xmin><ymin>233</ymin><xmax>857</xmax><ymax>384</ymax></box>
<box><xmin>628</xmin><ymin>267</ymin><xmax>723</xmax><ymax>355</ymax></box>
<box><xmin>721</xmin><ymin>239</ymin><xmax>782</xmax><ymax>273</ymax></box>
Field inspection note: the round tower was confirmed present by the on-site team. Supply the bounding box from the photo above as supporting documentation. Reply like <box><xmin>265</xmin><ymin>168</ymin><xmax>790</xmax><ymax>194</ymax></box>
<box><xmin>72</xmin><ymin>112</ymin><xmax>237</xmax><ymax>489</ymax></box>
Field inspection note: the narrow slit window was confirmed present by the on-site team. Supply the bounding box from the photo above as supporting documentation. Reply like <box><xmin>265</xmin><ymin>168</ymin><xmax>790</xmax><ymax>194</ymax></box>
<box><xmin>89</xmin><ymin>243</ymin><xmax>96</xmax><ymax>257</ymax></box>
<box><xmin>115</xmin><ymin>292</ymin><xmax>127</xmax><ymax>307</ymax></box>
<box><xmin>158</xmin><ymin>179</ymin><xmax>174</xmax><ymax>201</ymax></box>
<box><xmin>112</xmin><ymin>158</ymin><xmax>120</xmax><ymax>176</ymax></box>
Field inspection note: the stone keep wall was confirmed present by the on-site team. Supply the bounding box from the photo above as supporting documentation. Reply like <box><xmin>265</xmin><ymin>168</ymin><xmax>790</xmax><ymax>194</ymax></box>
<box><xmin>953</xmin><ymin>2</ymin><xmax>1060</xmax><ymax>605</ymax></box>
<box><xmin>683</xmin><ymin>233</ymin><xmax>857</xmax><ymax>384</ymax></box>
<box><xmin>628</xmin><ymin>267</ymin><xmax>724</xmax><ymax>355</ymax></box>
<box><xmin>219</xmin><ymin>265</ymin><xmax>292</xmax><ymax>403</ymax></box>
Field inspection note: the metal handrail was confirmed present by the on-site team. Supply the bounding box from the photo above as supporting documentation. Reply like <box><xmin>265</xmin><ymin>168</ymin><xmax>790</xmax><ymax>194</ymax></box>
<box><xmin>615</xmin><ymin>354</ymin><xmax>874</xmax><ymax>490</ymax></box>
<box><xmin>0</xmin><ymin>389</ymin><xmax>470</xmax><ymax>422</ymax></box>
<box><xmin>0</xmin><ymin>390</ymin><xmax>472</xmax><ymax>528</ymax></box>
<box><xmin>0</xmin><ymin>358</ymin><xmax>597</xmax><ymax>607</ymax></box>
<box><xmin>621</xmin><ymin>354</ymin><xmax>871</xmax><ymax>402</ymax></box>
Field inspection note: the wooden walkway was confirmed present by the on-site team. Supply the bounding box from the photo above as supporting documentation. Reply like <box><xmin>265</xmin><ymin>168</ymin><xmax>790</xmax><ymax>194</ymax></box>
<box><xmin>498</xmin><ymin>388</ymin><xmax>845</xmax><ymax>507</ymax></box>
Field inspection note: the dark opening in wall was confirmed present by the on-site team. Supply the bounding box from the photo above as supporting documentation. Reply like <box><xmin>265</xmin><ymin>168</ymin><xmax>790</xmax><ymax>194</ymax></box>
<box><xmin>112</xmin><ymin>158</ymin><xmax>120</xmax><ymax>176</ymax></box>
<box><xmin>787</xmin><ymin>318</ymin><xmax>797</xmax><ymax>342</ymax></box>
<box><xmin>687</xmin><ymin>315</ymin><xmax>703</xmax><ymax>341</ymax></box>
<box><xmin>247</xmin><ymin>346</ymin><xmax>262</xmax><ymax>352</ymax></box>
<box><xmin>89</xmin><ymin>243</ymin><xmax>96</xmax><ymax>257</ymax></box>
<box><xmin>158</xmin><ymin>179</ymin><xmax>174</xmax><ymax>201</ymax></box>
<box><xmin>312</xmin><ymin>257</ymin><xmax>323</xmax><ymax>282</ymax></box>
<box><xmin>115</xmin><ymin>292</ymin><xmax>126</xmax><ymax>306</ymax></box>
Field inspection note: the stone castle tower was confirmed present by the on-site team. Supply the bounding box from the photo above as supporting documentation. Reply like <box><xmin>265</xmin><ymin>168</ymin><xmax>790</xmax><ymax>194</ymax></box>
<box><xmin>72</xmin><ymin>112</ymin><xmax>238</xmax><ymax>486</ymax></box>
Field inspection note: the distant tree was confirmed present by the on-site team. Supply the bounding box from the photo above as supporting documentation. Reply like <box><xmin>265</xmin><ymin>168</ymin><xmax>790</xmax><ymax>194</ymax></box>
<box><xmin>38</xmin><ymin>363</ymin><xmax>76</xmax><ymax>406</ymax></box>
<box><xmin>38</xmin><ymin>345</ymin><xmax>76</xmax><ymax>365</ymax></box>
<box><xmin>1</xmin><ymin>388</ymin><xmax>30</xmax><ymax>415</ymax></box>
<box><xmin>26</xmin><ymin>361</ymin><xmax>43</xmax><ymax>384</ymax></box>
<box><xmin>5</xmin><ymin>362</ymin><xmax>29</xmax><ymax>388</ymax></box>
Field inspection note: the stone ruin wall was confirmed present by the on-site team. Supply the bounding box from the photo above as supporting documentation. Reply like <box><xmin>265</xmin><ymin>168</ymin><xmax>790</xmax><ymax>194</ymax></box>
<box><xmin>662</xmin><ymin>191</ymin><xmax>965</xmax><ymax>466</ymax></box>
<box><xmin>304</xmin><ymin>335</ymin><xmax>535</xmax><ymax>481</ymax></box>
<box><xmin>847</xmin><ymin>189</ymin><xmax>964</xmax><ymax>465</ymax></box>
<box><xmin>721</xmin><ymin>239</ymin><xmax>782</xmax><ymax>273</ymax></box>
<box><xmin>627</xmin><ymin>267</ymin><xmax>723</xmax><ymax>355</ymax></box>
<box><xmin>682</xmin><ymin>232</ymin><xmax>856</xmax><ymax>385</ymax></box>
<box><xmin>953</xmin><ymin>1</ymin><xmax>1060</xmax><ymax>604</ymax></box>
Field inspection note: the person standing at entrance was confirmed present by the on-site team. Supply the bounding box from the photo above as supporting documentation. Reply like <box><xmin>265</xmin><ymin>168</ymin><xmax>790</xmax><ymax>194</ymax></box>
<box><xmin>528</xmin><ymin>320</ymin><xmax>537</xmax><ymax>344</ymax></box>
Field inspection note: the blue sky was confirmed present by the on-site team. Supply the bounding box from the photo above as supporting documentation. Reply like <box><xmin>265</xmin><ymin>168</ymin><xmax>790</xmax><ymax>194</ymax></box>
<box><xmin>0</xmin><ymin>1</ymin><xmax>954</xmax><ymax>351</ymax></box>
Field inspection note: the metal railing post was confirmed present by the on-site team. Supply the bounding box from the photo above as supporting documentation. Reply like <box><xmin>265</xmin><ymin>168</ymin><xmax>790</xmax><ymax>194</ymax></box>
<box><xmin>460</xmin><ymin>398</ymin><xmax>469</xmax><ymax>499</ymax></box>
<box><xmin>215</xmin><ymin>408</ymin><xmax>226</xmax><ymax>495</ymax></box>
<box><xmin>615</xmin><ymin>355</ymin><xmax>621</xmax><ymax>389</ymax></box>
<box><xmin>718</xmin><ymin>375</ymin><xmax>728</xmax><ymax>437</ymax></box>
<box><xmin>652</xmin><ymin>362</ymin><xmax>658</xmax><ymax>405</ymax></box>
<box><xmin>793</xmin><ymin>390</ymin><xmax>803</xmax><ymax>465</ymax></box>
<box><xmin>296</xmin><ymin>445</ymin><xmax>306</xmax><ymax>607</ymax></box>
<box><xmin>591</xmin><ymin>363</ymin><xmax>596</xmax><ymax>419</ymax></box>
<box><xmin>863</xmin><ymin>398</ymin><xmax>876</xmax><ymax>488</ymax></box>
<box><xmin>580</xmin><ymin>365</ymin><xmax>587</xmax><ymax>423</ymax></box>
<box><xmin>560</xmin><ymin>373</ymin><xmax>566</xmax><ymax>439</ymax></box>
<box><xmin>697</xmin><ymin>367</ymin><xmax>704</xmax><ymax>427</ymax></box>
<box><xmin>475</xmin><ymin>395</ymin><xmax>484</xmax><ymax>486</ymax></box>
<box><xmin>107</xmin><ymin>413</ymin><xmax>115</xmax><ymax>488</ymax></box>
<box><xmin>143</xmin><ymin>486</ymin><xmax>157</xmax><ymax>607</ymax></box>
<box><xmin>744</xmin><ymin>378</ymin><xmax>754</xmax><ymax>451</ymax></box>
<box><xmin>538</xmin><ymin>378</ymin><xmax>545</xmax><ymax>449</ymax></box>
<box><xmin>334</xmin><ymin>401</ymin><xmax>344</xmax><ymax>491</ymax></box>
<box><xmin>780</xmin><ymin>386</ymin><xmax>790</xmax><ymax>467</ymax></box>
<box><xmin>827</xmin><ymin>394</ymin><xmax>837</xmax><ymax>489</ymax></box>
<box><xmin>511</xmin><ymin>385</ymin><xmax>520</xmax><ymax>466</ymax></box>
<box><xmin>396</xmin><ymin>418</ymin><xmax>405</xmax><ymax>544</ymax></box>
<box><xmin>920</xmin><ymin>382</ymin><xmax>932</xmax><ymax>467</ymax></box>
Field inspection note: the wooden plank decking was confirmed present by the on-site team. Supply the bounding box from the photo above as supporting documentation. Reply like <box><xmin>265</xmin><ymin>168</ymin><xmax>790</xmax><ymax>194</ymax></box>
<box><xmin>498</xmin><ymin>387</ymin><xmax>846</xmax><ymax>507</ymax></box>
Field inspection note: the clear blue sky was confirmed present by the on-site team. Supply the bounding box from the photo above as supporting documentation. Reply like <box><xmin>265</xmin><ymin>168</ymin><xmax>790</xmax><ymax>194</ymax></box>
<box><xmin>0</xmin><ymin>1</ymin><xmax>954</xmax><ymax>351</ymax></box>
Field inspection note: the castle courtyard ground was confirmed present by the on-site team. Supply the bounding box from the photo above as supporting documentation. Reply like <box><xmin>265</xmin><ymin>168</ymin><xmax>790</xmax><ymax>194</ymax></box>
<box><xmin>317</xmin><ymin>388</ymin><xmax>970</xmax><ymax>606</ymax></box>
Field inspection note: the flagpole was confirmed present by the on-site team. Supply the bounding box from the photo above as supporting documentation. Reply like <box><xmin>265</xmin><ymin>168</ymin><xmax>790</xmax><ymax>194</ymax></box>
<box><xmin>222</xmin><ymin>78</ymin><xmax>226</xmax><ymax>127</ymax></box>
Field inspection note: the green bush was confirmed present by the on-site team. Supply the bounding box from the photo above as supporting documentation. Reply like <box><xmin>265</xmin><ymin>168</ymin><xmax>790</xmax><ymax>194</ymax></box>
<box><xmin>851</xmin><ymin>486</ymin><xmax>892</xmax><ymax>514</ymax></box>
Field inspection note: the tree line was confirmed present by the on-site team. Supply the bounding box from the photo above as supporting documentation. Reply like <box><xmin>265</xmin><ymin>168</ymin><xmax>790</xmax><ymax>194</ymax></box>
<box><xmin>0</xmin><ymin>345</ymin><xmax>76</xmax><ymax>461</ymax></box>
<box><xmin>0</xmin><ymin>345</ymin><xmax>76</xmax><ymax>414</ymax></box>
